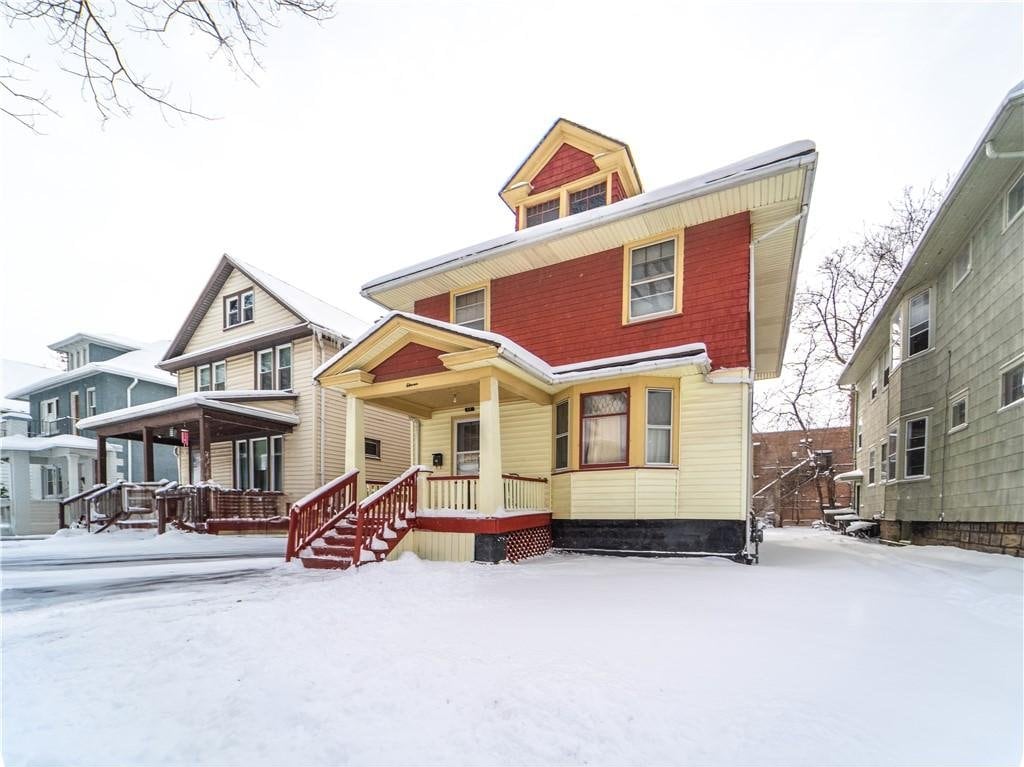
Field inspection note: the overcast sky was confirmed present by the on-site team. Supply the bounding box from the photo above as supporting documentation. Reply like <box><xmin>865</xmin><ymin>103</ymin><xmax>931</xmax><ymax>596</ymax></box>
<box><xmin>1</xmin><ymin>1</ymin><xmax>1021</xmax><ymax>370</ymax></box>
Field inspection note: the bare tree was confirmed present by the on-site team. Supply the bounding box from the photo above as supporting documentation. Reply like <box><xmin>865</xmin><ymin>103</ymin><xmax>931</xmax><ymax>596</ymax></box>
<box><xmin>1</xmin><ymin>0</ymin><xmax>333</xmax><ymax>128</ymax></box>
<box><xmin>755</xmin><ymin>183</ymin><xmax>946</xmax><ymax>432</ymax></box>
<box><xmin>1</xmin><ymin>53</ymin><xmax>57</xmax><ymax>132</ymax></box>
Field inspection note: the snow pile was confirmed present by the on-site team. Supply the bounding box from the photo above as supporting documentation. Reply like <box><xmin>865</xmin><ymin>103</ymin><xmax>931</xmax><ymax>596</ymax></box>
<box><xmin>2</xmin><ymin>528</ymin><xmax>1021</xmax><ymax>766</ymax></box>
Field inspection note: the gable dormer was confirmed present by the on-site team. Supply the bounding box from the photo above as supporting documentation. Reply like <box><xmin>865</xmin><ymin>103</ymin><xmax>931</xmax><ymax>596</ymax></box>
<box><xmin>500</xmin><ymin>118</ymin><xmax>643</xmax><ymax>230</ymax></box>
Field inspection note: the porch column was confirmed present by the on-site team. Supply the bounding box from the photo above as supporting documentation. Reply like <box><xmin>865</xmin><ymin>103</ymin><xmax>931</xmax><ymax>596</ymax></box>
<box><xmin>142</xmin><ymin>427</ymin><xmax>155</xmax><ymax>482</ymax></box>
<box><xmin>199</xmin><ymin>415</ymin><xmax>211</xmax><ymax>482</ymax></box>
<box><xmin>345</xmin><ymin>394</ymin><xmax>367</xmax><ymax>499</ymax></box>
<box><xmin>97</xmin><ymin>436</ymin><xmax>107</xmax><ymax>484</ymax></box>
<box><xmin>477</xmin><ymin>375</ymin><xmax>503</xmax><ymax>516</ymax></box>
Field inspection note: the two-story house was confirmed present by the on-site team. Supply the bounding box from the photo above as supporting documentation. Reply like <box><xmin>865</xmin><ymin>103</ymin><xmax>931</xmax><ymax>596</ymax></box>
<box><xmin>78</xmin><ymin>255</ymin><xmax>412</xmax><ymax>521</ymax></box>
<box><xmin>1</xmin><ymin>336</ymin><xmax>174</xmax><ymax>535</ymax></box>
<box><xmin>838</xmin><ymin>82</ymin><xmax>1023</xmax><ymax>557</ymax></box>
<box><xmin>306</xmin><ymin>119</ymin><xmax>818</xmax><ymax>565</ymax></box>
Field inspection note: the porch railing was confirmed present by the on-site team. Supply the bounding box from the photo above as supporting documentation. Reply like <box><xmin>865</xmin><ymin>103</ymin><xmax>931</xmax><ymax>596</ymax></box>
<box><xmin>353</xmin><ymin>466</ymin><xmax>420</xmax><ymax>565</ymax></box>
<box><xmin>286</xmin><ymin>470</ymin><xmax>358</xmax><ymax>561</ymax></box>
<box><xmin>58</xmin><ymin>484</ymin><xmax>104</xmax><ymax>529</ymax></box>
<box><xmin>157</xmin><ymin>484</ymin><xmax>287</xmax><ymax>532</ymax></box>
<box><xmin>425</xmin><ymin>473</ymin><xmax>549</xmax><ymax>512</ymax></box>
<box><xmin>30</xmin><ymin>417</ymin><xmax>76</xmax><ymax>437</ymax></box>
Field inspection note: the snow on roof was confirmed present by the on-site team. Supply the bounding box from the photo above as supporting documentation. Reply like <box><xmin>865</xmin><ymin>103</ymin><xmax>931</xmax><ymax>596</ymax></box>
<box><xmin>231</xmin><ymin>257</ymin><xmax>371</xmax><ymax>341</ymax></box>
<box><xmin>2</xmin><ymin>359</ymin><xmax>63</xmax><ymax>413</ymax></box>
<box><xmin>47</xmin><ymin>332</ymin><xmax>145</xmax><ymax>353</ymax></box>
<box><xmin>362</xmin><ymin>140</ymin><xmax>817</xmax><ymax>295</ymax></box>
<box><xmin>0</xmin><ymin>434</ymin><xmax>122</xmax><ymax>453</ymax></box>
<box><xmin>5</xmin><ymin>342</ymin><xmax>176</xmax><ymax>399</ymax></box>
<box><xmin>314</xmin><ymin>311</ymin><xmax>709</xmax><ymax>386</ymax></box>
<box><xmin>77</xmin><ymin>391</ymin><xmax>301</xmax><ymax>432</ymax></box>
<box><xmin>834</xmin><ymin>469</ymin><xmax>864</xmax><ymax>482</ymax></box>
<box><xmin>158</xmin><ymin>323</ymin><xmax>309</xmax><ymax>368</ymax></box>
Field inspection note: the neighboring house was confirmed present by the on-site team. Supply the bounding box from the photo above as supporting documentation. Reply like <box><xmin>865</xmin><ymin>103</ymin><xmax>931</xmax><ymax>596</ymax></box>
<box><xmin>751</xmin><ymin>426</ymin><xmax>853</xmax><ymax>526</ymax></box>
<box><xmin>1</xmin><ymin>356</ymin><xmax>123</xmax><ymax>535</ymax></box>
<box><xmin>310</xmin><ymin>118</ymin><xmax>817</xmax><ymax>564</ymax></box>
<box><xmin>838</xmin><ymin>82</ymin><xmax>1023</xmax><ymax>557</ymax></box>
<box><xmin>78</xmin><ymin>255</ymin><xmax>411</xmax><ymax>510</ymax></box>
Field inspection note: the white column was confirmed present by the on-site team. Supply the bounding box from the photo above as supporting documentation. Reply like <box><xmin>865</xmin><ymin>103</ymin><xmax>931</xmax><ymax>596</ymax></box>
<box><xmin>477</xmin><ymin>376</ymin><xmax>503</xmax><ymax>516</ymax></box>
<box><xmin>345</xmin><ymin>394</ymin><xmax>367</xmax><ymax>499</ymax></box>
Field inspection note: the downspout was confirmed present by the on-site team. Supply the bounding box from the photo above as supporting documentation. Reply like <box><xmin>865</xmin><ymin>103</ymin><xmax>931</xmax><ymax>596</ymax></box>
<box><xmin>938</xmin><ymin>349</ymin><xmax>952</xmax><ymax>523</ymax></box>
<box><xmin>315</xmin><ymin>329</ymin><xmax>326</xmax><ymax>487</ymax></box>
<box><xmin>126</xmin><ymin>377</ymin><xmax>139</xmax><ymax>482</ymax></box>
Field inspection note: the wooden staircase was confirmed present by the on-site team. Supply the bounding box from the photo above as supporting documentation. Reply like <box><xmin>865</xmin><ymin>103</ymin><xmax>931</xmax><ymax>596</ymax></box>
<box><xmin>286</xmin><ymin>467</ymin><xmax>420</xmax><ymax>570</ymax></box>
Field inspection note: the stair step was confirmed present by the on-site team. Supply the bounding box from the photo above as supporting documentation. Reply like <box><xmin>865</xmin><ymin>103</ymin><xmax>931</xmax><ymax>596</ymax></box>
<box><xmin>300</xmin><ymin>556</ymin><xmax>353</xmax><ymax>570</ymax></box>
<box><xmin>311</xmin><ymin>543</ymin><xmax>354</xmax><ymax>558</ymax></box>
<box><xmin>323</xmin><ymin>532</ymin><xmax>357</xmax><ymax>546</ymax></box>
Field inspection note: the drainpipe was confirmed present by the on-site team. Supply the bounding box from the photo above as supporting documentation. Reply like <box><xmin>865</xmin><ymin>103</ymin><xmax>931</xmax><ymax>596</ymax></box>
<box><xmin>984</xmin><ymin>142</ymin><xmax>1024</xmax><ymax>160</ymax></box>
<box><xmin>938</xmin><ymin>350</ymin><xmax>952</xmax><ymax>523</ymax></box>
<box><xmin>744</xmin><ymin>206</ymin><xmax>809</xmax><ymax>560</ymax></box>
<box><xmin>126</xmin><ymin>378</ymin><xmax>139</xmax><ymax>482</ymax></box>
<box><xmin>315</xmin><ymin>329</ymin><xmax>326</xmax><ymax>486</ymax></box>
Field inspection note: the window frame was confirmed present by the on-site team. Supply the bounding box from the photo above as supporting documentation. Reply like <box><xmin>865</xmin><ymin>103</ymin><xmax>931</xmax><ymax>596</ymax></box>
<box><xmin>952</xmin><ymin>239</ymin><xmax>972</xmax><ymax>290</ymax></box>
<box><xmin>887</xmin><ymin>424</ymin><xmax>898</xmax><ymax>481</ymax></box>
<box><xmin>257</xmin><ymin>348</ymin><xmax>274</xmax><ymax>390</ymax></box>
<box><xmin>450</xmin><ymin>284</ymin><xmax>489</xmax><ymax>331</ymax></box>
<box><xmin>879</xmin><ymin>440</ymin><xmax>888</xmax><ymax>483</ymax></box>
<box><xmin>867</xmin><ymin>447</ymin><xmax>877</xmax><ymax>486</ymax></box>
<box><xmin>623</xmin><ymin>235</ymin><xmax>682</xmax><ymax>325</ymax></box>
<box><xmin>212</xmin><ymin>360</ymin><xmax>227</xmax><ymax>391</ymax></box>
<box><xmin>580</xmin><ymin>388</ymin><xmax>630</xmax><ymax>469</ymax></box>
<box><xmin>42</xmin><ymin>464</ymin><xmax>63</xmax><ymax>499</ymax></box>
<box><xmin>275</xmin><ymin>344</ymin><xmax>293</xmax><ymax>390</ymax></box>
<box><xmin>524</xmin><ymin>197</ymin><xmax>561</xmax><ymax>228</ymax></box>
<box><xmin>903</xmin><ymin>416</ymin><xmax>929</xmax><ymax>479</ymax></box>
<box><xmin>195</xmin><ymin>363</ymin><xmax>214</xmax><ymax>392</ymax></box>
<box><xmin>1005</xmin><ymin>171</ymin><xmax>1024</xmax><ymax>231</ymax></box>
<box><xmin>948</xmin><ymin>390</ymin><xmax>969</xmax><ymax>433</ymax></box>
<box><xmin>234</xmin><ymin>435</ymin><xmax>283</xmax><ymax>491</ymax></box>
<box><xmin>517</xmin><ymin>170</ymin><xmax>615</xmax><ymax>230</ymax></box>
<box><xmin>905</xmin><ymin>288</ymin><xmax>932</xmax><ymax>359</ymax></box>
<box><xmin>364</xmin><ymin>437</ymin><xmax>382</xmax><ymax>460</ymax></box>
<box><xmin>870</xmin><ymin>358</ymin><xmax>879</xmax><ymax>400</ymax></box>
<box><xmin>568</xmin><ymin>181</ymin><xmax>608</xmax><ymax>215</ymax></box>
<box><xmin>1000</xmin><ymin>359</ymin><xmax>1024</xmax><ymax>410</ymax></box>
<box><xmin>86</xmin><ymin>387</ymin><xmax>97</xmax><ymax>417</ymax></box>
<box><xmin>223</xmin><ymin>288</ymin><xmax>255</xmax><ymax>329</ymax></box>
<box><xmin>553</xmin><ymin>399</ymin><xmax>570</xmax><ymax>472</ymax></box>
<box><xmin>644</xmin><ymin>388</ymin><xmax>674</xmax><ymax>466</ymax></box>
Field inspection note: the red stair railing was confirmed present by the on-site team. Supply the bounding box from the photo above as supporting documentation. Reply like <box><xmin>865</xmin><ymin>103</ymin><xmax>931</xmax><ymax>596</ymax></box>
<box><xmin>286</xmin><ymin>470</ymin><xmax>358</xmax><ymax>561</ymax></box>
<box><xmin>353</xmin><ymin>467</ymin><xmax>420</xmax><ymax>566</ymax></box>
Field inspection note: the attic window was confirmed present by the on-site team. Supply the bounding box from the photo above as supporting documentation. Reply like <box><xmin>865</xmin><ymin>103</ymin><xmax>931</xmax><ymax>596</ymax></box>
<box><xmin>525</xmin><ymin>199</ymin><xmax>559</xmax><ymax>228</ymax></box>
<box><xmin>569</xmin><ymin>182</ymin><xmax>607</xmax><ymax>215</ymax></box>
<box><xmin>225</xmin><ymin>289</ymin><xmax>255</xmax><ymax>329</ymax></box>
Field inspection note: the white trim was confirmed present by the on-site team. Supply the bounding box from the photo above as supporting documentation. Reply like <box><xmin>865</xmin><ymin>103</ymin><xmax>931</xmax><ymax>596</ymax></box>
<box><xmin>997</xmin><ymin>398</ymin><xmax>1024</xmax><ymax>414</ymax></box>
<box><xmin>1001</xmin><ymin>360</ymin><xmax>1024</xmax><ymax>408</ymax></box>
<box><xmin>905</xmin><ymin>287</ymin><xmax>933</xmax><ymax>360</ymax></box>
<box><xmin>85</xmin><ymin>387</ymin><xmax>97</xmax><ymax>417</ymax></box>
<box><xmin>998</xmin><ymin>351</ymin><xmax>1024</xmax><ymax>371</ymax></box>
<box><xmin>212</xmin><ymin>360</ymin><xmax>227</xmax><ymax>391</ymax></box>
<box><xmin>951</xmin><ymin>238</ymin><xmax>972</xmax><ymax>290</ymax></box>
<box><xmin>948</xmin><ymin>390</ymin><xmax>969</xmax><ymax>433</ymax></box>
<box><xmin>900</xmin><ymin>406</ymin><xmax>934</xmax><ymax>419</ymax></box>
<box><xmin>644</xmin><ymin>387</ymin><xmax>674</xmax><ymax>466</ymax></box>
<box><xmin>77</xmin><ymin>392</ymin><xmax>299</xmax><ymax>431</ymax></box>
<box><xmin>1003</xmin><ymin>170</ymin><xmax>1024</xmax><ymax>232</ymax></box>
<box><xmin>903</xmin><ymin>415</ymin><xmax>929</xmax><ymax>479</ymax></box>
<box><xmin>275</xmin><ymin>343</ymin><xmax>293</xmax><ymax>390</ymax></box>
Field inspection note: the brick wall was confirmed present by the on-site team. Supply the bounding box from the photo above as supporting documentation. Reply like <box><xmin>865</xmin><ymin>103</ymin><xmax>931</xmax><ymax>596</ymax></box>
<box><xmin>370</xmin><ymin>342</ymin><xmax>446</xmax><ymax>382</ymax></box>
<box><xmin>530</xmin><ymin>143</ymin><xmax>598</xmax><ymax>195</ymax></box>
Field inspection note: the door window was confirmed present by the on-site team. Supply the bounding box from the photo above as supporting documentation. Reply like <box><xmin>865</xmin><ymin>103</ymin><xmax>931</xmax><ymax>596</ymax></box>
<box><xmin>455</xmin><ymin>420</ymin><xmax>480</xmax><ymax>475</ymax></box>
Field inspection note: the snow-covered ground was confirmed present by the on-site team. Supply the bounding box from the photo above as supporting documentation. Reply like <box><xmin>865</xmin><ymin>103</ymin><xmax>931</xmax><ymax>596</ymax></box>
<box><xmin>3</xmin><ymin>528</ymin><xmax>1021</xmax><ymax>766</ymax></box>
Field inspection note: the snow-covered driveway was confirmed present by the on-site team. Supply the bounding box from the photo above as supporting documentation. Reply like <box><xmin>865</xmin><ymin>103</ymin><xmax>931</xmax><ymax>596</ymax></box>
<box><xmin>2</xmin><ymin>528</ymin><xmax>1021</xmax><ymax>766</ymax></box>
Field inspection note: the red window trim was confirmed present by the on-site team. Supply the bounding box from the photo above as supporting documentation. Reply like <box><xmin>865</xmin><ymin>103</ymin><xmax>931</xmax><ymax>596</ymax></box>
<box><xmin>579</xmin><ymin>388</ymin><xmax>630</xmax><ymax>470</ymax></box>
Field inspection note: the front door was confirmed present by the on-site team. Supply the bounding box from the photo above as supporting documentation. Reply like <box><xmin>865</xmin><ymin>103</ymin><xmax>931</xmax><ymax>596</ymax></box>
<box><xmin>454</xmin><ymin>419</ymin><xmax>480</xmax><ymax>476</ymax></box>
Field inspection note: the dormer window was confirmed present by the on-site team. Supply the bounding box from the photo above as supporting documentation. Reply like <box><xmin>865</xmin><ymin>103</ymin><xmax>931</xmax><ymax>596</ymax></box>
<box><xmin>224</xmin><ymin>289</ymin><xmax>254</xmax><ymax>329</ymax></box>
<box><xmin>569</xmin><ymin>182</ymin><xmax>607</xmax><ymax>215</ymax></box>
<box><xmin>525</xmin><ymin>199</ymin><xmax>560</xmax><ymax>228</ymax></box>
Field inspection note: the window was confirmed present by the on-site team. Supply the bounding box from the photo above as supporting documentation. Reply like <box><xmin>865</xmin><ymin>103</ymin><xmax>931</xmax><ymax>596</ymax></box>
<box><xmin>276</xmin><ymin>345</ymin><xmax>292</xmax><ymax>389</ymax></box>
<box><xmin>257</xmin><ymin>349</ymin><xmax>274</xmax><ymax>390</ymax></box>
<box><xmin>870</xmin><ymin>359</ymin><xmax>879</xmax><ymax>399</ymax></box>
<box><xmin>86</xmin><ymin>388</ymin><xmax>97</xmax><ymax>417</ymax></box>
<box><xmin>40</xmin><ymin>398</ymin><xmax>58</xmax><ymax>435</ymax></box>
<box><xmin>235</xmin><ymin>436</ymin><xmax>283</xmax><ymax>491</ymax></box>
<box><xmin>907</xmin><ymin>289</ymin><xmax>930</xmax><ymax>357</ymax></box>
<box><xmin>880</xmin><ymin>442</ymin><xmax>888</xmax><ymax>482</ymax></box>
<box><xmin>890</xmin><ymin>315</ymin><xmax>902</xmax><ymax>371</ymax></box>
<box><xmin>953</xmin><ymin>242</ymin><xmax>971</xmax><ymax>287</ymax></box>
<box><xmin>1002</xmin><ymin>362</ymin><xmax>1024</xmax><ymax>407</ymax></box>
<box><xmin>224</xmin><ymin>289</ymin><xmax>255</xmax><ymax>328</ymax></box>
<box><xmin>554</xmin><ymin>400</ymin><xmax>569</xmax><ymax>471</ymax></box>
<box><xmin>868</xmin><ymin>448</ymin><xmax>876</xmax><ymax>485</ymax></box>
<box><xmin>365</xmin><ymin>438</ymin><xmax>382</xmax><ymax>460</ymax></box>
<box><xmin>628</xmin><ymin>239</ymin><xmax>677</xmax><ymax>321</ymax></box>
<box><xmin>70</xmin><ymin>391</ymin><xmax>81</xmax><ymax>426</ymax></box>
<box><xmin>905</xmin><ymin>418</ymin><xmax>928</xmax><ymax>478</ymax></box>
<box><xmin>197</xmin><ymin>364</ymin><xmax>212</xmax><ymax>392</ymax></box>
<box><xmin>213</xmin><ymin>361</ymin><xmax>226</xmax><ymax>391</ymax></box>
<box><xmin>645</xmin><ymin>389</ymin><xmax>673</xmax><ymax>465</ymax></box>
<box><xmin>856</xmin><ymin>419</ymin><xmax>863</xmax><ymax>450</ymax></box>
<box><xmin>43</xmin><ymin>465</ymin><xmax>63</xmax><ymax>498</ymax></box>
<box><xmin>525</xmin><ymin>199</ymin><xmax>559</xmax><ymax>228</ymax></box>
<box><xmin>453</xmin><ymin>288</ymin><xmax>486</xmax><ymax>330</ymax></box>
<box><xmin>949</xmin><ymin>393</ymin><xmax>968</xmax><ymax>431</ymax></box>
<box><xmin>581</xmin><ymin>390</ymin><xmax>628</xmax><ymax>466</ymax></box>
<box><xmin>569</xmin><ymin>182</ymin><xmax>606</xmax><ymax>215</ymax></box>
<box><xmin>455</xmin><ymin>419</ymin><xmax>480</xmax><ymax>476</ymax></box>
<box><xmin>887</xmin><ymin>425</ymin><xmax>898</xmax><ymax>480</ymax></box>
<box><xmin>1006</xmin><ymin>173</ymin><xmax>1024</xmax><ymax>228</ymax></box>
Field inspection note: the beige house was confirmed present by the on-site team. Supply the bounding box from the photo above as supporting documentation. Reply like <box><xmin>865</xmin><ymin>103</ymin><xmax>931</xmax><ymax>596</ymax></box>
<box><xmin>79</xmin><ymin>256</ymin><xmax>411</xmax><ymax>519</ymax></box>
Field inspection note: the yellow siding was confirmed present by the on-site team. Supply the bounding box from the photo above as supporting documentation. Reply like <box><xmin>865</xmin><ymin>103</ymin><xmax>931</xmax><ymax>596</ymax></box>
<box><xmin>365</xmin><ymin>406</ymin><xmax>412</xmax><ymax>482</ymax></box>
<box><xmin>635</xmin><ymin>469</ymin><xmax>678</xmax><ymax>519</ymax></box>
<box><xmin>282</xmin><ymin>336</ymin><xmax>315</xmax><ymax>500</ymax></box>
<box><xmin>550</xmin><ymin>473</ymin><xmax>571</xmax><ymax>518</ymax></box>
<box><xmin>178</xmin><ymin>368</ymin><xmax>194</xmax><ymax>395</ymax></box>
<box><xmin>386</xmin><ymin>530</ymin><xmax>474</xmax><ymax>562</ymax></box>
<box><xmin>566</xmin><ymin>470</ymin><xmax>637</xmax><ymax>519</ymax></box>
<box><xmin>184</xmin><ymin>268</ymin><xmax>300</xmax><ymax>355</ymax></box>
<box><xmin>210</xmin><ymin>443</ymin><xmax>233</xmax><ymax>486</ymax></box>
<box><xmin>677</xmin><ymin>372</ymin><xmax>746</xmax><ymax>520</ymax></box>
<box><xmin>226</xmin><ymin>353</ymin><xmax>254</xmax><ymax>389</ymax></box>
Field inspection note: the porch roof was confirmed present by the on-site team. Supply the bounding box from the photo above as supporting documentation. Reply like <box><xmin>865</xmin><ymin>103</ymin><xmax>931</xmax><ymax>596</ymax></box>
<box><xmin>0</xmin><ymin>434</ymin><xmax>122</xmax><ymax>453</ymax></box>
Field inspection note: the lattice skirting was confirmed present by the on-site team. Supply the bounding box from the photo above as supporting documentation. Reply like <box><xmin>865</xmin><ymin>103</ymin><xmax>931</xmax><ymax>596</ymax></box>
<box><xmin>506</xmin><ymin>525</ymin><xmax>552</xmax><ymax>562</ymax></box>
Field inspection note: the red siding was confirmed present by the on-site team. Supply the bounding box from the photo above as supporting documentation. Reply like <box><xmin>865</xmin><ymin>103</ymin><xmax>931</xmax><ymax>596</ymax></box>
<box><xmin>370</xmin><ymin>342</ymin><xmax>446</xmax><ymax>382</ymax></box>
<box><xmin>610</xmin><ymin>172</ymin><xmax>627</xmax><ymax>203</ymax></box>
<box><xmin>408</xmin><ymin>212</ymin><xmax>751</xmax><ymax>370</ymax></box>
<box><xmin>529</xmin><ymin>143</ymin><xmax>598</xmax><ymax>195</ymax></box>
<box><xmin>414</xmin><ymin>293</ymin><xmax>450</xmax><ymax>322</ymax></box>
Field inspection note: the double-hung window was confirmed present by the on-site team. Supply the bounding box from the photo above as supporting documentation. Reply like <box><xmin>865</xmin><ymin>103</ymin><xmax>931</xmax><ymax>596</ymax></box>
<box><xmin>235</xmin><ymin>435</ymin><xmax>283</xmax><ymax>491</ymax></box>
<box><xmin>904</xmin><ymin>418</ymin><xmax>928</xmax><ymax>478</ymax></box>
<box><xmin>953</xmin><ymin>242</ymin><xmax>971</xmax><ymax>287</ymax></box>
<box><xmin>880</xmin><ymin>442</ymin><xmax>889</xmax><ymax>482</ymax></box>
<box><xmin>224</xmin><ymin>289</ymin><xmax>254</xmax><ymax>328</ymax></box>
<box><xmin>868</xmin><ymin>448</ymin><xmax>876</xmax><ymax>485</ymax></box>
<box><xmin>628</xmin><ymin>239</ymin><xmax>677</xmax><ymax>321</ymax></box>
<box><xmin>569</xmin><ymin>182</ymin><xmax>606</xmax><ymax>215</ymax></box>
<box><xmin>1006</xmin><ymin>173</ymin><xmax>1024</xmax><ymax>228</ymax></box>
<box><xmin>197</xmin><ymin>364</ymin><xmax>212</xmax><ymax>392</ymax></box>
<box><xmin>197</xmin><ymin>361</ymin><xmax>226</xmax><ymax>392</ymax></box>
<box><xmin>645</xmin><ymin>389</ymin><xmax>673</xmax><ymax>465</ymax></box>
<box><xmin>86</xmin><ymin>388</ymin><xmax>97</xmax><ymax>417</ymax></box>
<box><xmin>453</xmin><ymin>289</ymin><xmax>486</xmax><ymax>330</ymax></box>
<box><xmin>276</xmin><ymin>345</ymin><xmax>292</xmax><ymax>389</ymax></box>
<box><xmin>1002</xmin><ymin>362</ymin><xmax>1024</xmax><ymax>407</ymax></box>
<box><xmin>43</xmin><ymin>465</ymin><xmax>63</xmax><ymax>498</ymax></box>
<box><xmin>870</xmin><ymin>360</ymin><xmax>879</xmax><ymax>399</ymax></box>
<box><xmin>257</xmin><ymin>349</ymin><xmax>274</xmax><ymax>389</ymax></box>
<box><xmin>213</xmin><ymin>361</ymin><xmax>226</xmax><ymax>391</ymax></box>
<box><xmin>907</xmin><ymin>289</ymin><xmax>931</xmax><ymax>357</ymax></box>
<box><xmin>887</xmin><ymin>425</ymin><xmax>897</xmax><ymax>480</ymax></box>
<box><xmin>890</xmin><ymin>316</ymin><xmax>902</xmax><ymax>371</ymax></box>
<box><xmin>949</xmin><ymin>393</ymin><xmax>968</xmax><ymax>431</ymax></box>
<box><xmin>257</xmin><ymin>344</ymin><xmax>292</xmax><ymax>390</ymax></box>
<box><xmin>554</xmin><ymin>400</ymin><xmax>570</xmax><ymax>471</ymax></box>
<box><xmin>525</xmin><ymin>199</ymin><xmax>559</xmax><ymax>228</ymax></box>
<box><xmin>581</xmin><ymin>390</ymin><xmax>628</xmax><ymax>466</ymax></box>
